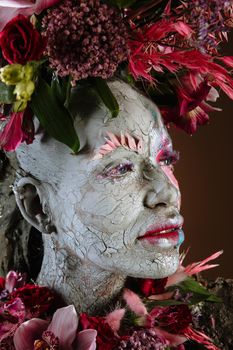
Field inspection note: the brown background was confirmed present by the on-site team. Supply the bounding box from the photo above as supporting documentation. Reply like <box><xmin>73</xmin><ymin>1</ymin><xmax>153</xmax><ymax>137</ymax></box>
<box><xmin>170</xmin><ymin>91</ymin><xmax>233</xmax><ymax>279</ymax></box>
<box><xmin>167</xmin><ymin>34</ymin><xmax>233</xmax><ymax>280</ymax></box>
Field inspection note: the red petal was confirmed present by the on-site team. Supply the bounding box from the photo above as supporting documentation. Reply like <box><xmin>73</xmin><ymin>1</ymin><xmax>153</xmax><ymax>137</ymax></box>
<box><xmin>0</xmin><ymin>112</ymin><xmax>24</xmax><ymax>151</ymax></box>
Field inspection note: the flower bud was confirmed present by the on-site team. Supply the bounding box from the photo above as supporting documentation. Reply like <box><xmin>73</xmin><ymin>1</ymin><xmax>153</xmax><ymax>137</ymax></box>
<box><xmin>14</xmin><ymin>80</ymin><xmax>35</xmax><ymax>102</ymax></box>
<box><xmin>13</xmin><ymin>100</ymin><xmax>28</xmax><ymax>112</ymax></box>
<box><xmin>22</xmin><ymin>63</ymin><xmax>34</xmax><ymax>82</ymax></box>
<box><xmin>0</xmin><ymin>64</ymin><xmax>24</xmax><ymax>85</ymax></box>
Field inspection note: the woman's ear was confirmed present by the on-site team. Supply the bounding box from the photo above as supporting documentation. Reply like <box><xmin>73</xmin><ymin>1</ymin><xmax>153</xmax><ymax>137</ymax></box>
<box><xmin>14</xmin><ymin>176</ymin><xmax>56</xmax><ymax>234</ymax></box>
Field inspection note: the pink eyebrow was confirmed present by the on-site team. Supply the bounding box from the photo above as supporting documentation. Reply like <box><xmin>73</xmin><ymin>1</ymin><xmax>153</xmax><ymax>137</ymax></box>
<box><xmin>94</xmin><ymin>132</ymin><xmax>143</xmax><ymax>159</ymax></box>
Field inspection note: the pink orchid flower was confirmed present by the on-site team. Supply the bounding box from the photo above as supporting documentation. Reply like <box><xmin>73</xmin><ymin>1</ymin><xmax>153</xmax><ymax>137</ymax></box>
<box><xmin>14</xmin><ymin>305</ymin><xmax>97</xmax><ymax>350</ymax></box>
<box><xmin>166</xmin><ymin>250</ymin><xmax>223</xmax><ymax>287</ymax></box>
<box><xmin>0</xmin><ymin>0</ymin><xmax>61</xmax><ymax>30</ymax></box>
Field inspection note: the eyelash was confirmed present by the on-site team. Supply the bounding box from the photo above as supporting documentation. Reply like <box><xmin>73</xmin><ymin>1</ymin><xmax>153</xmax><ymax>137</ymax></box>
<box><xmin>158</xmin><ymin>151</ymin><xmax>179</xmax><ymax>166</ymax></box>
<box><xmin>102</xmin><ymin>161</ymin><xmax>134</xmax><ymax>178</ymax></box>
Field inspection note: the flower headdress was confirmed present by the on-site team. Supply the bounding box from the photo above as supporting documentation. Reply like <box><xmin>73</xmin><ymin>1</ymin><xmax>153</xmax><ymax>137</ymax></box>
<box><xmin>0</xmin><ymin>0</ymin><xmax>233</xmax><ymax>152</ymax></box>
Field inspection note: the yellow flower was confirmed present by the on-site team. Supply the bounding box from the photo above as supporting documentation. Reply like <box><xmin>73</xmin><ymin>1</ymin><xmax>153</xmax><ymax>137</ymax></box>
<box><xmin>0</xmin><ymin>64</ymin><xmax>24</xmax><ymax>85</ymax></box>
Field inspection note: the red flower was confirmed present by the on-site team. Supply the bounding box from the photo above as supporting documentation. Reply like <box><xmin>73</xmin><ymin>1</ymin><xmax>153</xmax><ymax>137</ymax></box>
<box><xmin>0</xmin><ymin>14</ymin><xmax>46</xmax><ymax>64</ymax></box>
<box><xmin>149</xmin><ymin>305</ymin><xmax>192</xmax><ymax>334</ymax></box>
<box><xmin>0</xmin><ymin>111</ymin><xmax>25</xmax><ymax>151</ymax></box>
<box><xmin>138</xmin><ymin>278</ymin><xmax>168</xmax><ymax>297</ymax></box>
<box><xmin>161</xmin><ymin>80</ymin><xmax>220</xmax><ymax>134</ymax></box>
<box><xmin>79</xmin><ymin>313</ymin><xmax>118</xmax><ymax>350</ymax></box>
<box><xmin>126</xmin><ymin>277</ymin><xmax>168</xmax><ymax>297</ymax></box>
<box><xmin>0</xmin><ymin>108</ymin><xmax>34</xmax><ymax>152</ymax></box>
<box><xmin>0</xmin><ymin>277</ymin><xmax>5</xmax><ymax>292</ymax></box>
<box><xmin>9</xmin><ymin>285</ymin><xmax>60</xmax><ymax>318</ymax></box>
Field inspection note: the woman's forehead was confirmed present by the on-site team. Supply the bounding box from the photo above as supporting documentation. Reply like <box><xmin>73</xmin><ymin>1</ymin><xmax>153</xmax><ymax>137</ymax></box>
<box><xmin>83</xmin><ymin>96</ymin><xmax>169</xmax><ymax>153</ymax></box>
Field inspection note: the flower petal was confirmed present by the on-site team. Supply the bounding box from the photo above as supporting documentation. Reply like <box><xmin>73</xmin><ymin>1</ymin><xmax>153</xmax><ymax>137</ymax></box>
<box><xmin>47</xmin><ymin>305</ymin><xmax>79</xmax><ymax>350</ymax></box>
<box><xmin>123</xmin><ymin>289</ymin><xmax>147</xmax><ymax>316</ymax></box>
<box><xmin>76</xmin><ymin>329</ymin><xmax>97</xmax><ymax>350</ymax></box>
<box><xmin>34</xmin><ymin>0</ymin><xmax>61</xmax><ymax>14</ymax></box>
<box><xmin>0</xmin><ymin>7</ymin><xmax>20</xmax><ymax>30</ymax></box>
<box><xmin>14</xmin><ymin>318</ymin><xmax>49</xmax><ymax>350</ymax></box>
<box><xmin>0</xmin><ymin>0</ymin><xmax>33</xmax><ymax>8</ymax></box>
<box><xmin>0</xmin><ymin>112</ymin><xmax>24</xmax><ymax>151</ymax></box>
<box><xmin>154</xmin><ymin>327</ymin><xmax>186</xmax><ymax>346</ymax></box>
<box><xmin>105</xmin><ymin>309</ymin><xmax>125</xmax><ymax>332</ymax></box>
<box><xmin>5</xmin><ymin>271</ymin><xmax>18</xmax><ymax>293</ymax></box>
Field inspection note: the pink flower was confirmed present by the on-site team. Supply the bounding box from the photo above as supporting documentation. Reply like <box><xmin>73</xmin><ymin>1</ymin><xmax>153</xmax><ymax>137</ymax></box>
<box><xmin>0</xmin><ymin>108</ymin><xmax>34</xmax><ymax>151</ymax></box>
<box><xmin>0</xmin><ymin>0</ymin><xmax>61</xmax><ymax>30</ymax></box>
<box><xmin>123</xmin><ymin>289</ymin><xmax>147</xmax><ymax>316</ymax></box>
<box><xmin>166</xmin><ymin>250</ymin><xmax>223</xmax><ymax>287</ymax></box>
<box><xmin>105</xmin><ymin>309</ymin><xmax>125</xmax><ymax>333</ymax></box>
<box><xmin>14</xmin><ymin>305</ymin><xmax>97</xmax><ymax>350</ymax></box>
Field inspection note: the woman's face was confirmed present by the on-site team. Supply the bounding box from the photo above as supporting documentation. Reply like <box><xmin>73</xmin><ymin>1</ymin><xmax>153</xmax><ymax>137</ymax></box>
<box><xmin>47</xmin><ymin>81</ymin><xmax>184</xmax><ymax>279</ymax></box>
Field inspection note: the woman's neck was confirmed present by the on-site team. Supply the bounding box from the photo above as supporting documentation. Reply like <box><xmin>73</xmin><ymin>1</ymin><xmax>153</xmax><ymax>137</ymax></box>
<box><xmin>37</xmin><ymin>236</ymin><xmax>126</xmax><ymax>315</ymax></box>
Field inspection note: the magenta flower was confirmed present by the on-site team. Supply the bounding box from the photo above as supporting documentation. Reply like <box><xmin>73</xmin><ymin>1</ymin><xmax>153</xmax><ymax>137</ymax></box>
<box><xmin>0</xmin><ymin>109</ymin><xmax>34</xmax><ymax>151</ymax></box>
<box><xmin>0</xmin><ymin>0</ymin><xmax>61</xmax><ymax>30</ymax></box>
<box><xmin>14</xmin><ymin>305</ymin><xmax>97</xmax><ymax>350</ymax></box>
<box><xmin>0</xmin><ymin>111</ymin><xmax>24</xmax><ymax>151</ymax></box>
<box><xmin>161</xmin><ymin>77</ymin><xmax>221</xmax><ymax>134</ymax></box>
<box><xmin>0</xmin><ymin>298</ymin><xmax>26</xmax><ymax>343</ymax></box>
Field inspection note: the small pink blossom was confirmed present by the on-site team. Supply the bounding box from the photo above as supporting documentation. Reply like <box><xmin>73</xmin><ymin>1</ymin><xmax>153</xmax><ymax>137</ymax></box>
<box><xmin>105</xmin><ymin>309</ymin><xmax>125</xmax><ymax>333</ymax></box>
<box><xmin>123</xmin><ymin>289</ymin><xmax>147</xmax><ymax>316</ymax></box>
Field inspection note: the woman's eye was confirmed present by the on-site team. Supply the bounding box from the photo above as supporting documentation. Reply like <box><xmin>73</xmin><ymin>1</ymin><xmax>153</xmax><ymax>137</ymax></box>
<box><xmin>158</xmin><ymin>151</ymin><xmax>179</xmax><ymax>167</ymax></box>
<box><xmin>103</xmin><ymin>162</ymin><xmax>134</xmax><ymax>178</ymax></box>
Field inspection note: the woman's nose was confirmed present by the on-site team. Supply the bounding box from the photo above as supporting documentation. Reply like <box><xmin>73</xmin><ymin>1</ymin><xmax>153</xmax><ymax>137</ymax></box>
<box><xmin>143</xmin><ymin>166</ymin><xmax>180</xmax><ymax>209</ymax></box>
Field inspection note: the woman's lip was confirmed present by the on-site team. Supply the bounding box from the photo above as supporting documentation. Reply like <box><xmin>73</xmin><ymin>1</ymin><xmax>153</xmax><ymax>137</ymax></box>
<box><xmin>138</xmin><ymin>225</ymin><xmax>182</xmax><ymax>239</ymax></box>
<box><xmin>137</xmin><ymin>226</ymin><xmax>185</xmax><ymax>248</ymax></box>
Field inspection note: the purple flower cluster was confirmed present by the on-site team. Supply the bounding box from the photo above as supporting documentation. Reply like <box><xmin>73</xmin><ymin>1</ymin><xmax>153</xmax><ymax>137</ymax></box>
<box><xmin>116</xmin><ymin>329</ymin><xmax>167</xmax><ymax>350</ymax></box>
<box><xmin>42</xmin><ymin>0</ymin><xmax>128</xmax><ymax>82</ymax></box>
<box><xmin>178</xmin><ymin>0</ymin><xmax>233</xmax><ymax>53</ymax></box>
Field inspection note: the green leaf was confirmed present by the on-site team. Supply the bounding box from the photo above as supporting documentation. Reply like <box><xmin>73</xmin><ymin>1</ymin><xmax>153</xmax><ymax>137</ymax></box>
<box><xmin>179</xmin><ymin>277</ymin><xmax>212</xmax><ymax>295</ymax></box>
<box><xmin>177</xmin><ymin>277</ymin><xmax>222</xmax><ymax>304</ymax></box>
<box><xmin>146</xmin><ymin>299</ymin><xmax>184</xmax><ymax>310</ymax></box>
<box><xmin>0</xmin><ymin>81</ymin><xmax>15</xmax><ymax>104</ymax></box>
<box><xmin>93</xmin><ymin>78</ymin><xmax>119</xmax><ymax>118</ymax></box>
<box><xmin>51</xmin><ymin>75</ymin><xmax>72</xmax><ymax>108</ymax></box>
<box><xmin>30</xmin><ymin>78</ymin><xmax>80</xmax><ymax>153</ymax></box>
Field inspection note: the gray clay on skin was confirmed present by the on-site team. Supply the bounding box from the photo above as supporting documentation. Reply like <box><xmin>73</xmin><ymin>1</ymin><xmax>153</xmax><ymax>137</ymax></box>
<box><xmin>14</xmin><ymin>81</ymin><xmax>183</xmax><ymax>314</ymax></box>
